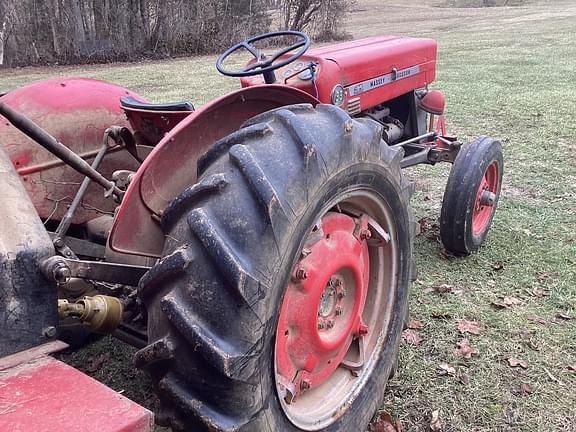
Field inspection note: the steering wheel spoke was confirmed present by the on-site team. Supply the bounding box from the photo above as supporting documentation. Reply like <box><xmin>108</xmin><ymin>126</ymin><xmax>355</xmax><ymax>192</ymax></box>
<box><xmin>216</xmin><ymin>31</ymin><xmax>311</xmax><ymax>83</ymax></box>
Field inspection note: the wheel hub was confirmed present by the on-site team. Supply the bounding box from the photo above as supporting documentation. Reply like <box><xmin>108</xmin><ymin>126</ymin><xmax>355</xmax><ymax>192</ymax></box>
<box><xmin>472</xmin><ymin>161</ymin><xmax>499</xmax><ymax>236</ymax></box>
<box><xmin>276</xmin><ymin>212</ymin><xmax>370</xmax><ymax>402</ymax></box>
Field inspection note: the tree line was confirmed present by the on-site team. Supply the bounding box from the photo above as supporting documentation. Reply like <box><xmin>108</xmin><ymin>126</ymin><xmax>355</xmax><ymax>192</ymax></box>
<box><xmin>0</xmin><ymin>0</ymin><xmax>354</xmax><ymax>67</ymax></box>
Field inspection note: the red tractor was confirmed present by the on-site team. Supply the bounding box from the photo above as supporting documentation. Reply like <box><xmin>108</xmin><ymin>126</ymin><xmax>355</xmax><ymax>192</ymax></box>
<box><xmin>0</xmin><ymin>31</ymin><xmax>502</xmax><ymax>431</ymax></box>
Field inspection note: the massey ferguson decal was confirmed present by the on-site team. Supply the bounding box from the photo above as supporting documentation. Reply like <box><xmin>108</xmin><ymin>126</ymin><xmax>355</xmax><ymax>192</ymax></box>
<box><xmin>347</xmin><ymin>65</ymin><xmax>421</xmax><ymax>96</ymax></box>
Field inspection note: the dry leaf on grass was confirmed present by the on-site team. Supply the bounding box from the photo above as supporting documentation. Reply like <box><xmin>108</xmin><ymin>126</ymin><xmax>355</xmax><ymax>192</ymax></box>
<box><xmin>454</xmin><ymin>338</ymin><xmax>479</xmax><ymax>359</ymax></box>
<box><xmin>491</xmin><ymin>261</ymin><xmax>505</xmax><ymax>271</ymax></box>
<box><xmin>408</xmin><ymin>319</ymin><xmax>424</xmax><ymax>330</ymax></box>
<box><xmin>402</xmin><ymin>329</ymin><xmax>423</xmax><ymax>346</ymax></box>
<box><xmin>429</xmin><ymin>410</ymin><xmax>443</xmax><ymax>432</ymax></box>
<box><xmin>369</xmin><ymin>410</ymin><xmax>400</xmax><ymax>432</ymax></box>
<box><xmin>537</xmin><ymin>271</ymin><xmax>556</xmax><ymax>281</ymax></box>
<box><xmin>567</xmin><ymin>365</ymin><xmax>576</xmax><ymax>374</ymax></box>
<box><xmin>527</xmin><ymin>315</ymin><xmax>548</xmax><ymax>324</ymax></box>
<box><xmin>85</xmin><ymin>352</ymin><xmax>111</xmax><ymax>373</ymax></box>
<box><xmin>520</xmin><ymin>383</ymin><xmax>534</xmax><ymax>395</ymax></box>
<box><xmin>493</xmin><ymin>296</ymin><xmax>523</xmax><ymax>308</ymax></box>
<box><xmin>437</xmin><ymin>363</ymin><xmax>456</xmax><ymax>376</ymax></box>
<box><xmin>503</xmin><ymin>296</ymin><xmax>523</xmax><ymax>306</ymax></box>
<box><xmin>436</xmin><ymin>284</ymin><xmax>454</xmax><ymax>293</ymax></box>
<box><xmin>555</xmin><ymin>313</ymin><xmax>573</xmax><ymax>321</ymax></box>
<box><xmin>457</xmin><ymin>319</ymin><xmax>481</xmax><ymax>335</ymax></box>
<box><xmin>531</xmin><ymin>287</ymin><xmax>546</xmax><ymax>297</ymax></box>
<box><xmin>507</xmin><ymin>357</ymin><xmax>528</xmax><ymax>369</ymax></box>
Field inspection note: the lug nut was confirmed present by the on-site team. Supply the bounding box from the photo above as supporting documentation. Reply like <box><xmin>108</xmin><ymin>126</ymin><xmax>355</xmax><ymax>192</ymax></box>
<box><xmin>360</xmin><ymin>228</ymin><xmax>372</xmax><ymax>240</ymax></box>
<box><xmin>317</xmin><ymin>321</ymin><xmax>326</xmax><ymax>330</ymax></box>
<box><xmin>334</xmin><ymin>278</ymin><xmax>342</xmax><ymax>287</ymax></box>
<box><xmin>335</xmin><ymin>306</ymin><xmax>343</xmax><ymax>316</ymax></box>
<box><xmin>327</xmin><ymin>320</ymin><xmax>335</xmax><ymax>329</ymax></box>
<box><xmin>338</xmin><ymin>288</ymin><xmax>347</xmax><ymax>299</ymax></box>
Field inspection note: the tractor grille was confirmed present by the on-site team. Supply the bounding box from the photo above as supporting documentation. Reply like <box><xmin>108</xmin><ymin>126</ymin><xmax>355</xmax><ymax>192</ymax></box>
<box><xmin>346</xmin><ymin>98</ymin><xmax>361</xmax><ymax>115</ymax></box>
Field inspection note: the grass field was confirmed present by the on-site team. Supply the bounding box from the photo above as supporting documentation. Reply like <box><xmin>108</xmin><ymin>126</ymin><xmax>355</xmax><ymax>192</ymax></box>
<box><xmin>2</xmin><ymin>1</ymin><xmax>575</xmax><ymax>431</ymax></box>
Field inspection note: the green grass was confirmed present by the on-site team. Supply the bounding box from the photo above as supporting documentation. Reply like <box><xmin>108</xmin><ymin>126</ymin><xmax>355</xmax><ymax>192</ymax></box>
<box><xmin>2</xmin><ymin>1</ymin><xmax>575</xmax><ymax>431</ymax></box>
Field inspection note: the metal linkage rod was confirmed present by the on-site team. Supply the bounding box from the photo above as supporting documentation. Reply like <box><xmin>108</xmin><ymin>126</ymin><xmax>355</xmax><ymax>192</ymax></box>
<box><xmin>0</xmin><ymin>102</ymin><xmax>122</xmax><ymax>197</ymax></box>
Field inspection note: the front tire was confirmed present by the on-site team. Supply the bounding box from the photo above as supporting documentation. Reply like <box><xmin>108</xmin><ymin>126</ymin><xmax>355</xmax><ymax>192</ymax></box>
<box><xmin>136</xmin><ymin>104</ymin><xmax>415</xmax><ymax>431</ymax></box>
<box><xmin>440</xmin><ymin>136</ymin><xmax>503</xmax><ymax>255</ymax></box>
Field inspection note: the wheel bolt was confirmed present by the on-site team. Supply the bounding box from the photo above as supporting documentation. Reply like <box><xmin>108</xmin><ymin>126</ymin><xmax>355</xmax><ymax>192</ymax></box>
<box><xmin>360</xmin><ymin>228</ymin><xmax>372</xmax><ymax>240</ymax></box>
<box><xmin>317</xmin><ymin>321</ymin><xmax>325</xmax><ymax>330</ymax></box>
<box><xmin>335</xmin><ymin>306</ymin><xmax>343</xmax><ymax>316</ymax></box>
<box><xmin>296</xmin><ymin>268</ymin><xmax>308</xmax><ymax>280</ymax></box>
<box><xmin>338</xmin><ymin>289</ymin><xmax>347</xmax><ymax>299</ymax></box>
<box><xmin>327</xmin><ymin>320</ymin><xmax>335</xmax><ymax>329</ymax></box>
<box><xmin>334</xmin><ymin>278</ymin><xmax>342</xmax><ymax>287</ymax></box>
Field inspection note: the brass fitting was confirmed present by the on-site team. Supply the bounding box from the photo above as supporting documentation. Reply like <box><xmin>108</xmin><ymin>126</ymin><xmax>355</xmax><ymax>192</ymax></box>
<box><xmin>58</xmin><ymin>295</ymin><xmax>123</xmax><ymax>334</ymax></box>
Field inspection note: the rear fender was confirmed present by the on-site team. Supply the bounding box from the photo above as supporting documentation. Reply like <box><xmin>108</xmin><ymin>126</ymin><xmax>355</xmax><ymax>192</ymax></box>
<box><xmin>110</xmin><ymin>85</ymin><xmax>320</xmax><ymax>257</ymax></box>
<box><xmin>0</xmin><ymin>78</ymin><xmax>144</xmax><ymax>225</ymax></box>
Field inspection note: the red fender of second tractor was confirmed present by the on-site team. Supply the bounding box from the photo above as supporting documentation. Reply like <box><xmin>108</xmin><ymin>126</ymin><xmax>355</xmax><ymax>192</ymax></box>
<box><xmin>109</xmin><ymin>85</ymin><xmax>320</xmax><ymax>258</ymax></box>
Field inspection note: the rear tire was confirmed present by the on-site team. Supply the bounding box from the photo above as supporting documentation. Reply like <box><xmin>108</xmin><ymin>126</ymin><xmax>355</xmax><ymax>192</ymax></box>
<box><xmin>440</xmin><ymin>136</ymin><xmax>503</xmax><ymax>255</ymax></box>
<box><xmin>136</xmin><ymin>104</ymin><xmax>415</xmax><ymax>431</ymax></box>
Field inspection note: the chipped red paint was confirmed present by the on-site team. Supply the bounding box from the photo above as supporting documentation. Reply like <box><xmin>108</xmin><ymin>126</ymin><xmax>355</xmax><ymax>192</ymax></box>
<box><xmin>0</xmin><ymin>356</ymin><xmax>153</xmax><ymax>432</ymax></box>
<box><xmin>109</xmin><ymin>84</ymin><xmax>319</xmax><ymax>257</ymax></box>
<box><xmin>0</xmin><ymin>78</ymin><xmax>144</xmax><ymax>224</ymax></box>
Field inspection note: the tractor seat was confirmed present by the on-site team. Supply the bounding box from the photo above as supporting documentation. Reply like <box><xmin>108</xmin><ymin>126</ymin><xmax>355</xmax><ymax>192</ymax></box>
<box><xmin>120</xmin><ymin>95</ymin><xmax>194</xmax><ymax>112</ymax></box>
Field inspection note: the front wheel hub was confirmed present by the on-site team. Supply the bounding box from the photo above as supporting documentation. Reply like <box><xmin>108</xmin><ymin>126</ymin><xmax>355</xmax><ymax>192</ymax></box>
<box><xmin>276</xmin><ymin>212</ymin><xmax>370</xmax><ymax>401</ymax></box>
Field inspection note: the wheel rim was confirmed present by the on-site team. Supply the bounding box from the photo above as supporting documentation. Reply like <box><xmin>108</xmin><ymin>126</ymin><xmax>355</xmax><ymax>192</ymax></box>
<box><xmin>274</xmin><ymin>190</ymin><xmax>399</xmax><ymax>430</ymax></box>
<box><xmin>472</xmin><ymin>161</ymin><xmax>500</xmax><ymax>237</ymax></box>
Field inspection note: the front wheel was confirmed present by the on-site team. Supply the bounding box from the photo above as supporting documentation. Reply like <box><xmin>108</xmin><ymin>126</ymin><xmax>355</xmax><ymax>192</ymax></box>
<box><xmin>136</xmin><ymin>104</ymin><xmax>415</xmax><ymax>431</ymax></box>
<box><xmin>440</xmin><ymin>136</ymin><xmax>504</xmax><ymax>256</ymax></box>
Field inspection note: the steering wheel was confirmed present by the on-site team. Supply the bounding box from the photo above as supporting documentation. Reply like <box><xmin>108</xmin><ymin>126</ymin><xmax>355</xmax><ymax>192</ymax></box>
<box><xmin>216</xmin><ymin>31</ymin><xmax>310</xmax><ymax>84</ymax></box>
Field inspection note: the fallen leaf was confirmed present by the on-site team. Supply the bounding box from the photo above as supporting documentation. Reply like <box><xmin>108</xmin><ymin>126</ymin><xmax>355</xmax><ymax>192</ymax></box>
<box><xmin>491</xmin><ymin>301</ymin><xmax>509</xmax><ymax>309</ymax></box>
<box><xmin>491</xmin><ymin>261</ymin><xmax>505</xmax><ymax>271</ymax></box>
<box><xmin>408</xmin><ymin>319</ymin><xmax>424</xmax><ymax>330</ymax></box>
<box><xmin>537</xmin><ymin>271</ymin><xmax>555</xmax><ymax>281</ymax></box>
<box><xmin>437</xmin><ymin>363</ymin><xmax>456</xmax><ymax>376</ymax></box>
<box><xmin>422</xmin><ymin>287</ymin><xmax>435</xmax><ymax>294</ymax></box>
<box><xmin>458</xmin><ymin>373</ymin><xmax>470</xmax><ymax>385</ymax></box>
<box><xmin>431</xmin><ymin>311</ymin><xmax>452</xmax><ymax>319</ymax></box>
<box><xmin>503</xmin><ymin>296</ymin><xmax>523</xmax><ymax>306</ymax></box>
<box><xmin>402</xmin><ymin>329</ymin><xmax>423</xmax><ymax>346</ymax></box>
<box><xmin>527</xmin><ymin>315</ymin><xmax>548</xmax><ymax>324</ymax></box>
<box><xmin>556</xmin><ymin>313</ymin><xmax>573</xmax><ymax>321</ymax></box>
<box><xmin>520</xmin><ymin>383</ymin><xmax>534</xmax><ymax>395</ymax></box>
<box><xmin>418</xmin><ymin>217</ymin><xmax>430</xmax><ymax>233</ymax></box>
<box><xmin>85</xmin><ymin>352</ymin><xmax>110</xmax><ymax>373</ymax></box>
<box><xmin>370</xmin><ymin>410</ymin><xmax>399</xmax><ymax>432</ymax></box>
<box><xmin>457</xmin><ymin>320</ymin><xmax>481</xmax><ymax>335</ymax></box>
<box><xmin>531</xmin><ymin>287</ymin><xmax>545</xmax><ymax>297</ymax></box>
<box><xmin>507</xmin><ymin>357</ymin><xmax>528</xmax><ymax>369</ymax></box>
<box><xmin>429</xmin><ymin>410</ymin><xmax>443</xmax><ymax>432</ymax></box>
<box><xmin>454</xmin><ymin>338</ymin><xmax>479</xmax><ymax>359</ymax></box>
<box><xmin>567</xmin><ymin>365</ymin><xmax>576</xmax><ymax>374</ymax></box>
<box><xmin>436</xmin><ymin>284</ymin><xmax>454</xmax><ymax>293</ymax></box>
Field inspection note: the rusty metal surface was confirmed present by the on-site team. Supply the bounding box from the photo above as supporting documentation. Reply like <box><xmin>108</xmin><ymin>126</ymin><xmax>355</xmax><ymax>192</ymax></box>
<box><xmin>0</xmin><ymin>78</ymin><xmax>144</xmax><ymax>224</ymax></box>
<box><xmin>0</xmin><ymin>356</ymin><xmax>154</xmax><ymax>432</ymax></box>
<box><xmin>110</xmin><ymin>84</ymin><xmax>320</xmax><ymax>257</ymax></box>
<box><xmin>0</xmin><ymin>146</ymin><xmax>58</xmax><ymax>357</ymax></box>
